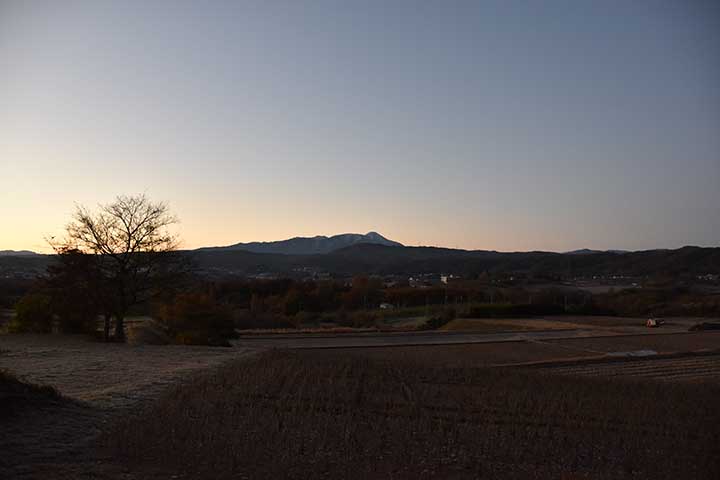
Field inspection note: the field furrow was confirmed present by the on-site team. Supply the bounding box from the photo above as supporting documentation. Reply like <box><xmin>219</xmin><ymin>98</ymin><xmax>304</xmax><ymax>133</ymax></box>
<box><xmin>536</xmin><ymin>354</ymin><xmax>720</xmax><ymax>383</ymax></box>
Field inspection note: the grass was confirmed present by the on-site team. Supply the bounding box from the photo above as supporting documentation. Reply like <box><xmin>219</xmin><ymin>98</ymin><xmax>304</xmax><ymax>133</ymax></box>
<box><xmin>440</xmin><ymin>318</ymin><xmax>533</xmax><ymax>332</ymax></box>
<box><xmin>105</xmin><ymin>350</ymin><xmax>720</xmax><ymax>479</ymax></box>
<box><xmin>439</xmin><ymin>317</ymin><xmax>578</xmax><ymax>332</ymax></box>
<box><xmin>547</xmin><ymin>315</ymin><xmax>648</xmax><ymax>327</ymax></box>
<box><xmin>237</xmin><ymin>326</ymin><xmax>380</xmax><ymax>335</ymax></box>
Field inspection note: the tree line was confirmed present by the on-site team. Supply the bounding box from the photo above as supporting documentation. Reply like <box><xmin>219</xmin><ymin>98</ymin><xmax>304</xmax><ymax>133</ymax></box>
<box><xmin>4</xmin><ymin>195</ymin><xmax>719</xmax><ymax>343</ymax></box>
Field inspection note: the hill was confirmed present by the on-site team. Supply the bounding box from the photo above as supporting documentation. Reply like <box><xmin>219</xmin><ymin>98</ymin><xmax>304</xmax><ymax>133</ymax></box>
<box><xmin>2</xmin><ymin>245</ymin><xmax>718</xmax><ymax>280</ymax></box>
<box><xmin>0</xmin><ymin>250</ymin><xmax>39</xmax><ymax>257</ymax></box>
<box><xmin>189</xmin><ymin>244</ymin><xmax>720</xmax><ymax>278</ymax></box>
<box><xmin>197</xmin><ymin>231</ymin><xmax>402</xmax><ymax>255</ymax></box>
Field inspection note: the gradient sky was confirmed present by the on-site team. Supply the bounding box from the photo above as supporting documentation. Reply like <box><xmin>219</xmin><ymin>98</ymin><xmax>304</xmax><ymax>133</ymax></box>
<box><xmin>1</xmin><ymin>0</ymin><xmax>718</xmax><ymax>253</ymax></box>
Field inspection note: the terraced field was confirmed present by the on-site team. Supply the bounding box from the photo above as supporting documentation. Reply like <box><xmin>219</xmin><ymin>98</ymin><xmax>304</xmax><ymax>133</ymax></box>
<box><xmin>534</xmin><ymin>353</ymin><xmax>720</xmax><ymax>384</ymax></box>
<box><xmin>548</xmin><ymin>331</ymin><xmax>720</xmax><ymax>355</ymax></box>
<box><xmin>105</xmin><ymin>350</ymin><xmax>720</xmax><ymax>479</ymax></box>
<box><xmin>4</xmin><ymin>333</ymin><xmax>720</xmax><ymax>479</ymax></box>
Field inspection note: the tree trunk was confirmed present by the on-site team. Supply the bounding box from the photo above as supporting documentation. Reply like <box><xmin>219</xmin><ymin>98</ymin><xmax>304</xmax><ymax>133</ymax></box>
<box><xmin>114</xmin><ymin>313</ymin><xmax>125</xmax><ymax>342</ymax></box>
<box><xmin>103</xmin><ymin>313</ymin><xmax>111</xmax><ymax>342</ymax></box>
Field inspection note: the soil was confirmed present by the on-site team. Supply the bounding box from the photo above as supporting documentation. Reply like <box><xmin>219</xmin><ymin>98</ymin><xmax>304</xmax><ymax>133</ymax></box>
<box><xmin>2</xmin><ymin>328</ymin><xmax>719</xmax><ymax>478</ymax></box>
<box><xmin>0</xmin><ymin>334</ymin><xmax>257</xmax><ymax>478</ymax></box>
<box><xmin>533</xmin><ymin>352</ymin><xmax>720</xmax><ymax>383</ymax></box>
<box><xmin>548</xmin><ymin>331</ymin><xmax>720</xmax><ymax>355</ymax></box>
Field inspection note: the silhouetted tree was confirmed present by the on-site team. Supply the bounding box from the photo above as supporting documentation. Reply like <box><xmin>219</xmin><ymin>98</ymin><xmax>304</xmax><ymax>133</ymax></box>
<box><xmin>52</xmin><ymin>194</ymin><xmax>185</xmax><ymax>341</ymax></box>
<box><xmin>45</xmin><ymin>247</ymin><xmax>106</xmax><ymax>335</ymax></box>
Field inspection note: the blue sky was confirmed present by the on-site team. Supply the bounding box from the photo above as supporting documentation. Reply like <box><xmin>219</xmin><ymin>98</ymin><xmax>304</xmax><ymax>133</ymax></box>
<box><xmin>1</xmin><ymin>0</ymin><xmax>718</xmax><ymax>252</ymax></box>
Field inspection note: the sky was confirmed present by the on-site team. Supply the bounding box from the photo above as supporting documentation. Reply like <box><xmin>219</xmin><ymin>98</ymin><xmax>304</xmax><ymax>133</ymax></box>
<box><xmin>1</xmin><ymin>0</ymin><xmax>719</xmax><ymax>253</ymax></box>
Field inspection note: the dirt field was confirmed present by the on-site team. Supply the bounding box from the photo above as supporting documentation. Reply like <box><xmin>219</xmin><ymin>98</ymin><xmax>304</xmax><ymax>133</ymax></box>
<box><xmin>533</xmin><ymin>353</ymin><xmax>720</xmax><ymax>384</ymax></box>
<box><xmin>0</xmin><ymin>334</ymin><xmax>256</xmax><ymax>409</ymax></box>
<box><xmin>0</xmin><ymin>334</ymin><xmax>257</xmax><ymax>479</ymax></box>
<box><xmin>314</xmin><ymin>331</ymin><xmax>720</xmax><ymax>369</ymax></box>
<box><xmin>548</xmin><ymin>315</ymin><xmax>714</xmax><ymax>332</ymax></box>
<box><xmin>315</xmin><ymin>340</ymin><xmax>599</xmax><ymax>367</ymax></box>
<box><xmin>3</xmin><ymin>329</ymin><xmax>720</xmax><ymax>478</ymax></box>
<box><xmin>105</xmin><ymin>350</ymin><xmax>720</xmax><ymax>479</ymax></box>
<box><xmin>548</xmin><ymin>331</ymin><xmax>720</xmax><ymax>356</ymax></box>
<box><xmin>413</xmin><ymin>315</ymin><xmax>713</xmax><ymax>335</ymax></box>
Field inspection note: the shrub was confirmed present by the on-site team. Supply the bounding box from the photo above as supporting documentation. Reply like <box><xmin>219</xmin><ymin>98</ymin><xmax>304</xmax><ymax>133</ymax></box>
<box><xmin>333</xmin><ymin>309</ymin><xmax>352</xmax><ymax>327</ymax></box>
<box><xmin>157</xmin><ymin>292</ymin><xmax>237</xmax><ymax>346</ymax></box>
<box><xmin>9</xmin><ymin>294</ymin><xmax>54</xmax><ymax>333</ymax></box>
<box><xmin>292</xmin><ymin>311</ymin><xmax>318</xmax><ymax>328</ymax></box>
<box><xmin>420</xmin><ymin>307</ymin><xmax>456</xmax><ymax>330</ymax></box>
<box><xmin>348</xmin><ymin>311</ymin><xmax>379</xmax><ymax>328</ymax></box>
<box><xmin>294</xmin><ymin>310</ymin><xmax>382</xmax><ymax>331</ymax></box>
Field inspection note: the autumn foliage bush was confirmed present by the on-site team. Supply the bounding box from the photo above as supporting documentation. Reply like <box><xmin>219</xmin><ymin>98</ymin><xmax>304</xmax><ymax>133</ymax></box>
<box><xmin>419</xmin><ymin>307</ymin><xmax>456</xmax><ymax>330</ymax></box>
<box><xmin>156</xmin><ymin>292</ymin><xmax>237</xmax><ymax>346</ymax></box>
<box><xmin>9</xmin><ymin>293</ymin><xmax>54</xmax><ymax>333</ymax></box>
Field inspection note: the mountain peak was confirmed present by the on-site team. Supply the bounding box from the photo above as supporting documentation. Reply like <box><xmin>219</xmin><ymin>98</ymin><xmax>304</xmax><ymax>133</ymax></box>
<box><xmin>565</xmin><ymin>248</ymin><xmax>628</xmax><ymax>255</ymax></box>
<box><xmin>198</xmin><ymin>232</ymin><xmax>403</xmax><ymax>255</ymax></box>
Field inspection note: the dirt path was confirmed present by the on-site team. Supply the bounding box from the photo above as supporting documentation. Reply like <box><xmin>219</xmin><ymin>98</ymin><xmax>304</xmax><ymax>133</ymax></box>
<box><xmin>0</xmin><ymin>334</ymin><xmax>259</xmax><ymax>478</ymax></box>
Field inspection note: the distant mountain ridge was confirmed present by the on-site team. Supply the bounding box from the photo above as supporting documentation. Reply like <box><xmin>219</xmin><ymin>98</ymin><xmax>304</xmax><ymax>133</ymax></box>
<box><xmin>2</xmin><ymin>244</ymin><xmax>718</xmax><ymax>279</ymax></box>
<box><xmin>565</xmin><ymin>249</ymin><xmax>629</xmax><ymax>255</ymax></box>
<box><xmin>197</xmin><ymin>231</ymin><xmax>403</xmax><ymax>255</ymax></box>
<box><xmin>189</xmin><ymin>244</ymin><xmax>719</xmax><ymax>278</ymax></box>
<box><xmin>0</xmin><ymin>250</ymin><xmax>39</xmax><ymax>256</ymax></box>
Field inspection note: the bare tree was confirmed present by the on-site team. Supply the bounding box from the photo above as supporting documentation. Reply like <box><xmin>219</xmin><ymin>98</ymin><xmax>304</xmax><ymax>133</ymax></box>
<box><xmin>53</xmin><ymin>194</ymin><xmax>183</xmax><ymax>341</ymax></box>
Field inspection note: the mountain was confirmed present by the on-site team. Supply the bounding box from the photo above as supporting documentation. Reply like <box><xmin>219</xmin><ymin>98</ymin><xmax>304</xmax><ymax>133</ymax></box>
<box><xmin>565</xmin><ymin>249</ymin><xmax>628</xmax><ymax>255</ymax></box>
<box><xmin>0</xmin><ymin>250</ymin><xmax>39</xmax><ymax>256</ymax></box>
<box><xmin>197</xmin><ymin>232</ymin><xmax>403</xmax><ymax>255</ymax></box>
